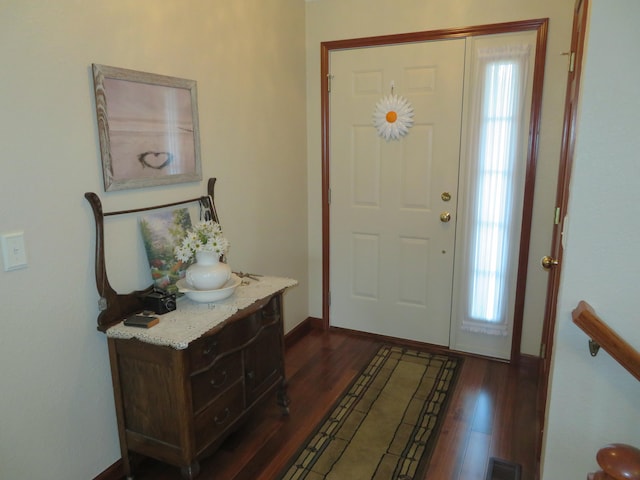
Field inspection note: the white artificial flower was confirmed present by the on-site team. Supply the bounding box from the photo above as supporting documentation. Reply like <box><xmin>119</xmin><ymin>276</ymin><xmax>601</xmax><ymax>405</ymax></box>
<box><xmin>373</xmin><ymin>94</ymin><xmax>414</xmax><ymax>141</ymax></box>
<box><xmin>174</xmin><ymin>220</ymin><xmax>230</xmax><ymax>262</ymax></box>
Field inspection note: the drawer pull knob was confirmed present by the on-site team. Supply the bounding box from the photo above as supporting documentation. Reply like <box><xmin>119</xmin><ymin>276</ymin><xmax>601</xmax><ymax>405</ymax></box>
<box><xmin>214</xmin><ymin>408</ymin><xmax>230</xmax><ymax>425</ymax></box>
<box><xmin>210</xmin><ymin>371</ymin><xmax>228</xmax><ymax>388</ymax></box>
<box><xmin>246</xmin><ymin>371</ymin><xmax>255</xmax><ymax>381</ymax></box>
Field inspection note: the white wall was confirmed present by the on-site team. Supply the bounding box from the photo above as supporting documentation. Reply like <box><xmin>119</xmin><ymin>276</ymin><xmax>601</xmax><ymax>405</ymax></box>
<box><xmin>0</xmin><ymin>2</ymin><xmax>307</xmax><ymax>478</ymax></box>
<box><xmin>305</xmin><ymin>0</ymin><xmax>574</xmax><ymax>356</ymax></box>
<box><xmin>541</xmin><ymin>0</ymin><xmax>640</xmax><ymax>477</ymax></box>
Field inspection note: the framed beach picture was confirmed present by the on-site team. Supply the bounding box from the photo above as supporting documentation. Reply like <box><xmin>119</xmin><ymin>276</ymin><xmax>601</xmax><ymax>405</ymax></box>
<box><xmin>139</xmin><ymin>208</ymin><xmax>193</xmax><ymax>291</ymax></box>
<box><xmin>92</xmin><ymin>64</ymin><xmax>202</xmax><ymax>191</ymax></box>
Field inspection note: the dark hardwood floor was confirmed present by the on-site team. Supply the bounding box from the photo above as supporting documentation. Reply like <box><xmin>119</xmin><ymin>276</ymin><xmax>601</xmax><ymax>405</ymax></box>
<box><xmin>128</xmin><ymin>328</ymin><xmax>539</xmax><ymax>480</ymax></box>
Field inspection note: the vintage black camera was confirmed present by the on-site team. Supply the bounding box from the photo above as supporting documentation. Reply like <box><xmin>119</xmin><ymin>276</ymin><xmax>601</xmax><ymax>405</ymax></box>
<box><xmin>139</xmin><ymin>287</ymin><xmax>177</xmax><ymax>314</ymax></box>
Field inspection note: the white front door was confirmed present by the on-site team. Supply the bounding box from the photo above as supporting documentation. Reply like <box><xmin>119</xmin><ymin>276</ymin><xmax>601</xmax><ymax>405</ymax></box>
<box><xmin>329</xmin><ymin>40</ymin><xmax>465</xmax><ymax>345</ymax></box>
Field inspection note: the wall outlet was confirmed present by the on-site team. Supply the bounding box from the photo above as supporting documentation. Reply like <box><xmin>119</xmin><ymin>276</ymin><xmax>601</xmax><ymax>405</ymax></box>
<box><xmin>1</xmin><ymin>232</ymin><xmax>28</xmax><ymax>271</ymax></box>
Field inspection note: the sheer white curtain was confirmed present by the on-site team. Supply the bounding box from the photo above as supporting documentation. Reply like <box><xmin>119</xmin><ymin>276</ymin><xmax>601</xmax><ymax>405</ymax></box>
<box><xmin>457</xmin><ymin>44</ymin><xmax>531</xmax><ymax>336</ymax></box>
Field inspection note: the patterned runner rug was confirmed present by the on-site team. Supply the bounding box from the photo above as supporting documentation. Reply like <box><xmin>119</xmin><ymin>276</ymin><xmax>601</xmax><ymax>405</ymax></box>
<box><xmin>278</xmin><ymin>345</ymin><xmax>462</xmax><ymax>480</ymax></box>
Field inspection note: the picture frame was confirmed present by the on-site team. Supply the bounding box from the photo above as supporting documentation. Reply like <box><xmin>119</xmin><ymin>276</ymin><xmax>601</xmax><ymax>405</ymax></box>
<box><xmin>92</xmin><ymin>64</ymin><xmax>202</xmax><ymax>191</ymax></box>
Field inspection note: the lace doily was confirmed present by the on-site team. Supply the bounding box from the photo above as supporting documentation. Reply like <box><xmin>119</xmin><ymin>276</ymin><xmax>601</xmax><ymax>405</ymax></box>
<box><xmin>106</xmin><ymin>276</ymin><xmax>297</xmax><ymax>349</ymax></box>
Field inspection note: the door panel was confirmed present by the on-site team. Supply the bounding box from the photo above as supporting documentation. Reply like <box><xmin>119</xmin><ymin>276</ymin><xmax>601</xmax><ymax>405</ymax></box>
<box><xmin>329</xmin><ymin>40</ymin><xmax>465</xmax><ymax>345</ymax></box>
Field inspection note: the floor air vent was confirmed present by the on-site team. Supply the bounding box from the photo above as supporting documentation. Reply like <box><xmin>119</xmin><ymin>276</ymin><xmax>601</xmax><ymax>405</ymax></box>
<box><xmin>485</xmin><ymin>457</ymin><xmax>522</xmax><ymax>480</ymax></box>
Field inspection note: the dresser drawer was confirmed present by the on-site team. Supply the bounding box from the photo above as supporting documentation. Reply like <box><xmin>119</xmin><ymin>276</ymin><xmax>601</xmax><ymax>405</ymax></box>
<box><xmin>189</xmin><ymin>323</ymin><xmax>242</xmax><ymax>373</ymax></box>
<box><xmin>188</xmin><ymin>304</ymin><xmax>276</xmax><ymax>372</ymax></box>
<box><xmin>191</xmin><ymin>352</ymin><xmax>242</xmax><ymax>414</ymax></box>
<box><xmin>194</xmin><ymin>381</ymin><xmax>244</xmax><ymax>450</ymax></box>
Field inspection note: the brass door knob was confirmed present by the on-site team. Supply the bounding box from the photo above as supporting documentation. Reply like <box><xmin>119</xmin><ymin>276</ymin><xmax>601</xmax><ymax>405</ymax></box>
<box><xmin>440</xmin><ymin>212</ymin><xmax>451</xmax><ymax>223</ymax></box>
<box><xmin>541</xmin><ymin>256</ymin><xmax>559</xmax><ymax>269</ymax></box>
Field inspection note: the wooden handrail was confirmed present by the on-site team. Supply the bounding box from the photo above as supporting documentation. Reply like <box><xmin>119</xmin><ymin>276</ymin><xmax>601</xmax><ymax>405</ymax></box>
<box><xmin>572</xmin><ymin>300</ymin><xmax>640</xmax><ymax>382</ymax></box>
<box><xmin>574</xmin><ymin>302</ymin><xmax>640</xmax><ymax>479</ymax></box>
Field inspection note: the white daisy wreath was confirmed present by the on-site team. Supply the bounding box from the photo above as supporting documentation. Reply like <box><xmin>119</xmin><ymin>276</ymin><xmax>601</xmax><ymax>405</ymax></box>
<box><xmin>373</xmin><ymin>94</ymin><xmax>414</xmax><ymax>141</ymax></box>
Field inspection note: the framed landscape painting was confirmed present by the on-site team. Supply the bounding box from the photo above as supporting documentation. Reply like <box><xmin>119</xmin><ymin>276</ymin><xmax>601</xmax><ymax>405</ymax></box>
<box><xmin>92</xmin><ymin>64</ymin><xmax>202</xmax><ymax>191</ymax></box>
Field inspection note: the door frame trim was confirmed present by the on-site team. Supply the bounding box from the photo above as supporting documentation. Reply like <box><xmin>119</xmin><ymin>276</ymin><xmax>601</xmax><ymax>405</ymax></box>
<box><xmin>320</xmin><ymin>18</ymin><xmax>549</xmax><ymax>361</ymax></box>
<box><xmin>537</xmin><ymin>0</ymin><xmax>588</xmax><ymax>461</ymax></box>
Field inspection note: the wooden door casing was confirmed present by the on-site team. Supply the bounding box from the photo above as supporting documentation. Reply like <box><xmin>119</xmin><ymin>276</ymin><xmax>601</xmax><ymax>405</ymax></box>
<box><xmin>536</xmin><ymin>0</ymin><xmax>589</xmax><ymax>464</ymax></box>
<box><xmin>321</xmin><ymin>19</ymin><xmax>549</xmax><ymax>362</ymax></box>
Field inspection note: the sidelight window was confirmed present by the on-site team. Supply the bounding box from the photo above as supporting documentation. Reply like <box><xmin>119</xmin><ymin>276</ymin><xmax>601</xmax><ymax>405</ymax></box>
<box><xmin>459</xmin><ymin>45</ymin><xmax>531</xmax><ymax>336</ymax></box>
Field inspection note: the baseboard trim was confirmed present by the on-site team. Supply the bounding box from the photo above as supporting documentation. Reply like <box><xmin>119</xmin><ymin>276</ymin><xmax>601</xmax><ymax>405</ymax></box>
<box><xmin>284</xmin><ymin>316</ymin><xmax>323</xmax><ymax>349</ymax></box>
<box><xmin>93</xmin><ymin>460</ymin><xmax>122</xmax><ymax>480</ymax></box>
<box><xmin>328</xmin><ymin>325</ymin><xmax>543</xmax><ymax>367</ymax></box>
<box><xmin>518</xmin><ymin>353</ymin><xmax>541</xmax><ymax>373</ymax></box>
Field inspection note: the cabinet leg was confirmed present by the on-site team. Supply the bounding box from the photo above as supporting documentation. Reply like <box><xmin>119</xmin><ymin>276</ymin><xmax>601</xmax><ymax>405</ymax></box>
<box><xmin>121</xmin><ymin>452</ymin><xmax>133</xmax><ymax>480</ymax></box>
<box><xmin>180</xmin><ymin>461</ymin><xmax>201</xmax><ymax>479</ymax></box>
<box><xmin>277</xmin><ymin>381</ymin><xmax>291</xmax><ymax>415</ymax></box>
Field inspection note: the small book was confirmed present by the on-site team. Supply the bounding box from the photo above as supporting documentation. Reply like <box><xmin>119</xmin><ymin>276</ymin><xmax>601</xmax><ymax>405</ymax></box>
<box><xmin>124</xmin><ymin>314</ymin><xmax>159</xmax><ymax>328</ymax></box>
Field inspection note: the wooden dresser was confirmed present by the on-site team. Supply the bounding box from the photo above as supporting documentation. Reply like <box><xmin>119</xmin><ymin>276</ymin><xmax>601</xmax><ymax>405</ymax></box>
<box><xmin>109</xmin><ymin>291</ymin><xmax>289</xmax><ymax>479</ymax></box>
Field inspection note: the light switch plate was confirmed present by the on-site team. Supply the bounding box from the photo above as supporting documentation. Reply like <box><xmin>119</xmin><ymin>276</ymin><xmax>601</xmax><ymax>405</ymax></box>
<box><xmin>1</xmin><ymin>232</ymin><xmax>28</xmax><ymax>271</ymax></box>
